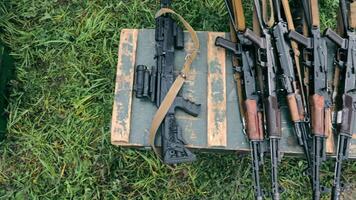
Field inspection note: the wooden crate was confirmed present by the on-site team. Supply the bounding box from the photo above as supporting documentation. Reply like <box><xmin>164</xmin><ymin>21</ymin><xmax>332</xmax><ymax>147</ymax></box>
<box><xmin>111</xmin><ymin>29</ymin><xmax>356</xmax><ymax>158</ymax></box>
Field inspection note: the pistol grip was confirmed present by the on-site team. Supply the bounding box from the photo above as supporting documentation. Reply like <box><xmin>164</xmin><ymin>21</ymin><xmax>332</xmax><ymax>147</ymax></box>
<box><xmin>288</xmin><ymin>31</ymin><xmax>312</xmax><ymax>48</ymax></box>
<box><xmin>324</xmin><ymin>28</ymin><xmax>347</xmax><ymax>49</ymax></box>
<box><xmin>244</xmin><ymin>28</ymin><xmax>266</xmax><ymax>49</ymax></box>
<box><xmin>215</xmin><ymin>37</ymin><xmax>240</xmax><ymax>55</ymax></box>
<box><xmin>174</xmin><ymin>96</ymin><xmax>201</xmax><ymax>117</ymax></box>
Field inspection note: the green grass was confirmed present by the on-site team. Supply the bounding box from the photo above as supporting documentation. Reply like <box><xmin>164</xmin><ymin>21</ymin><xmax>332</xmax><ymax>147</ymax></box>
<box><xmin>0</xmin><ymin>0</ymin><xmax>354</xmax><ymax>199</ymax></box>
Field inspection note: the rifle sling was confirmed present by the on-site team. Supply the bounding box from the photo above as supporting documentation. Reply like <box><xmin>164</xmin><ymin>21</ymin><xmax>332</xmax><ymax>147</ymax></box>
<box><xmin>149</xmin><ymin>8</ymin><xmax>200</xmax><ymax>161</ymax></box>
<box><xmin>230</xmin><ymin>23</ymin><xmax>245</xmax><ymax>118</ymax></box>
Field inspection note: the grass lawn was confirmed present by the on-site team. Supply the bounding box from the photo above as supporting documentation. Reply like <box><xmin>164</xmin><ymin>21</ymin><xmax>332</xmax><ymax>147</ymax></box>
<box><xmin>0</xmin><ymin>0</ymin><xmax>355</xmax><ymax>199</ymax></box>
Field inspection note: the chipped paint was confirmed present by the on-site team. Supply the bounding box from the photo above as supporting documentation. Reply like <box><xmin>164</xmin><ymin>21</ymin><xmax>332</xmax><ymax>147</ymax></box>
<box><xmin>111</xmin><ymin>29</ymin><xmax>138</xmax><ymax>145</ymax></box>
<box><xmin>209</xmin><ymin>59</ymin><xmax>222</xmax><ymax>74</ymax></box>
<box><xmin>211</xmin><ymin>78</ymin><xmax>224</xmax><ymax>103</ymax></box>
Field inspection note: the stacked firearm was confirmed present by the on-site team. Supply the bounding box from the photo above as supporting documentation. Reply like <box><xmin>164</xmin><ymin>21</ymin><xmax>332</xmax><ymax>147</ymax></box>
<box><xmin>134</xmin><ymin>0</ymin><xmax>355</xmax><ymax>199</ymax></box>
<box><xmin>216</xmin><ymin>0</ymin><xmax>356</xmax><ymax>199</ymax></box>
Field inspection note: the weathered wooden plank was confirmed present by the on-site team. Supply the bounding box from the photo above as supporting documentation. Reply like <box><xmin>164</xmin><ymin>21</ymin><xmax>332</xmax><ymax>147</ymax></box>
<box><xmin>207</xmin><ymin>32</ymin><xmax>227</xmax><ymax>147</ymax></box>
<box><xmin>111</xmin><ymin>29</ymin><xmax>138</xmax><ymax>146</ymax></box>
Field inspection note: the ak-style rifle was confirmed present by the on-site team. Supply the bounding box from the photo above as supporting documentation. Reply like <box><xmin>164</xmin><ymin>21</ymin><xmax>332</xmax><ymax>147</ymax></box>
<box><xmin>135</xmin><ymin>0</ymin><xmax>200</xmax><ymax>164</ymax></box>
<box><xmin>215</xmin><ymin>0</ymin><xmax>265</xmax><ymax>199</ymax></box>
<box><xmin>271</xmin><ymin>0</ymin><xmax>311</xmax><ymax>171</ymax></box>
<box><xmin>244</xmin><ymin>0</ymin><xmax>283</xmax><ymax>199</ymax></box>
<box><xmin>289</xmin><ymin>0</ymin><xmax>332</xmax><ymax>199</ymax></box>
<box><xmin>324</xmin><ymin>0</ymin><xmax>356</xmax><ymax>199</ymax></box>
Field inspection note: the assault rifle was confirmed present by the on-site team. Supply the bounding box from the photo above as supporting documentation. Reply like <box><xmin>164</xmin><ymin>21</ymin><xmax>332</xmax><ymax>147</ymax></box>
<box><xmin>134</xmin><ymin>0</ymin><xmax>200</xmax><ymax>164</ymax></box>
<box><xmin>324</xmin><ymin>0</ymin><xmax>356</xmax><ymax>199</ymax></box>
<box><xmin>289</xmin><ymin>0</ymin><xmax>332</xmax><ymax>199</ymax></box>
<box><xmin>215</xmin><ymin>0</ymin><xmax>265</xmax><ymax>199</ymax></box>
<box><xmin>271</xmin><ymin>0</ymin><xmax>311</xmax><ymax>172</ymax></box>
<box><xmin>245</xmin><ymin>1</ymin><xmax>283</xmax><ymax>199</ymax></box>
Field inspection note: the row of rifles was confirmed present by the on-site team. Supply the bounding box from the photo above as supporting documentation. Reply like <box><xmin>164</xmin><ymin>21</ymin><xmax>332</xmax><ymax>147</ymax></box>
<box><xmin>134</xmin><ymin>0</ymin><xmax>355</xmax><ymax>199</ymax></box>
<box><xmin>215</xmin><ymin>0</ymin><xmax>356</xmax><ymax>199</ymax></box>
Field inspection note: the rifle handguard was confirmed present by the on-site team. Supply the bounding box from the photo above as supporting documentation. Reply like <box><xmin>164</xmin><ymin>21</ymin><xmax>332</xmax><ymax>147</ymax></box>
<box><xmin>310</xmin><ymin>94</ymin><xmax>326</xmax><ymax>136</ymax></box>
<box><xmin>265</xmin><ymin>96</ymin><xmax>282</xmax><ymax>138</ymax></box>
<box><xmin>245</xmin><ymin>99</ymin><xmax>264</xmax><ymax>141</ymax></box>
<box><xmin>287</xmin><ymin>94</ymin><xmax>304</xmax><ymax>122</ymax></box>
<box><xmin>340</xmin><ymin>94</ymin><xmax>356</xmax><ymax>137</ymax></box>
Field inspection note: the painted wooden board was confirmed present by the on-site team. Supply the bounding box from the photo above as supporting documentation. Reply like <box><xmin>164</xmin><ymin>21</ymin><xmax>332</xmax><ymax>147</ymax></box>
<box><xmin>207</xmin><ymin>32</ymin><xmax>227</xmax><ymax>147</ymax></box>
<box><xmin>111</xmin><ymin>29</ymin><xmax>356</xmax><ymax>158</ymax></box>
<box><xmin>111</xmin><ymin>29</ymin><xmax>138</xmax><ymax>146</ymax></box>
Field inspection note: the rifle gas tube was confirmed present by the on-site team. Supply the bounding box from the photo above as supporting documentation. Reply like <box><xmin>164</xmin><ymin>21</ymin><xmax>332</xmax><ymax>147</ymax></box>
<box><xmin>244</xmin><ymin>0</ymin><xmax>282</xmax><ymax>199</ymax></box>
<box><xmin>324</xmin><ymin>0</ymin><xmax>356</xmax><ymax>199</ymax></box>
<box><xmin>289</xmin><ymin>0</ymin><xmax>332</xmax><ymax>199</ymax></box>
<box><xmin>215</xmin><ymin>0</ymin><xmax>265</xmax><ymax>199</ymax></box>
<box><xmin>135</xmin><ymin>0</ymin><xmax>200</xmax><ymax>164</ymax></box>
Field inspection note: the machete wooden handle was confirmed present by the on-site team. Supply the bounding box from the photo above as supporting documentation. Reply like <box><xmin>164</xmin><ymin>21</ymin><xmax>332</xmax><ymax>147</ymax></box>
<box><xmin>310</xmin><ymin>0</ymin><xmax>320</xmax><ymax>27</ymax></box>
<box><xmin>232</xmin><ymin>0</ymin><xmax>246</xmax><ymax>31</ymax></box>
<box><xmin>281</xmin><ymin>0</ymin><xmax>295</xmax><ymax>30</ymax></box>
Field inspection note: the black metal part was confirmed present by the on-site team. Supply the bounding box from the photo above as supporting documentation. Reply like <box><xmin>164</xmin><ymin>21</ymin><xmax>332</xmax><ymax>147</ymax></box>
<box><xmin>311</xmin><ymin>136</ymin><xmax>327</xmax><ymax>200</ymax></box>
<box><xmin>325</xmin><ymin>1</ymin><xmax>356</xmax><ymax>199</ymax></box>
<box><xmin>301</xmin><ymin>0</ymin><xmax>311</xmax><ymax>28</ymax></box>
<box><xmin>251</xmin><ymin>141</ymin><xmax>265</xmax><ymax>200</ymax></box>
<box><xmin>270</xmin><ymin>138</ymin><xmax>281</xmax><ymax>200</ymax></box>
<box><xmin>134</xmin><ymin>1</ymin><xmax>200</xmax><ymax>164</ymax></box>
